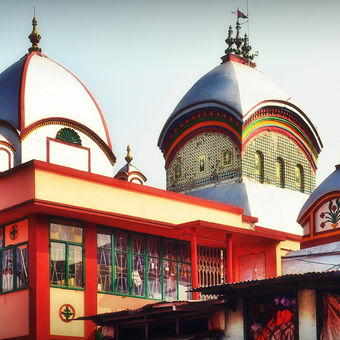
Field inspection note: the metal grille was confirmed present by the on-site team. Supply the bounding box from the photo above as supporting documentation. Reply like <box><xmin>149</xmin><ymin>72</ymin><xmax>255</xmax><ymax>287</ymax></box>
<box><xmin>198</xmin><ymin>246</ymin><xmax>224</xmax><ymax>300</ymax></box>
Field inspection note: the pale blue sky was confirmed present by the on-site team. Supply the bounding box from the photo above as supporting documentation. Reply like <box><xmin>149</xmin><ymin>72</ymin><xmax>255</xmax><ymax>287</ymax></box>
<box><xmin>1</xmin><ymin>0</ymin><xmax>340</xmax><ymax>188</ymax></box>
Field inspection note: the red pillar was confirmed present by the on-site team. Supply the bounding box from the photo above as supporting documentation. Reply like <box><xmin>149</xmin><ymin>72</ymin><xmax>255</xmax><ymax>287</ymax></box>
<box><xmin>28</xmin><ymin>214</ymin><xmax>50</xmax><ymax>339</ymax></box>
<box><xmin>191</xmin><ymin>227</ymin><xmax>199</xmax><ymax>300</ymax></box>
<box><xmin>226</xmin><ymin>234</ymin><xmax>233</xmax><ymax>283</ymax></box>
<box><xmin>84</xmin><ymin>222</ymin><xmax>98</xmax><ymax>339</ymax></box>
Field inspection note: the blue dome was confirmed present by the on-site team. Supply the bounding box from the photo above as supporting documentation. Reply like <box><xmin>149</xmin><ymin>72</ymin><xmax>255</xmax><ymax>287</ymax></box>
<box><xmin>298</xmin><ymin>165</ymin><xmax>340</xmax><ymax>221</ymax></box>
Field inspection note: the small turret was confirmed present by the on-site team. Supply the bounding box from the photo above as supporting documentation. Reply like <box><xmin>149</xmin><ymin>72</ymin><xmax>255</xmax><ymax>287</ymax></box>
<box><xmin>114</xmin><ymin>146</ymin><xmax>147</xmax><ymax>185</ymax></box>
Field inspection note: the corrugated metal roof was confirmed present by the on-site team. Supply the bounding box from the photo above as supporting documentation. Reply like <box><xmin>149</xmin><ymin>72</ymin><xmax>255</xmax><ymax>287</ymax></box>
<box><xmin>192</xmin><ymin>270</ymin><xmax>340</xmax><ymax>295</ymax></box>
<box><xmin>77</xmin><ymin>299</ymin><xmax>225</xmax><ymax>324</ymax></box>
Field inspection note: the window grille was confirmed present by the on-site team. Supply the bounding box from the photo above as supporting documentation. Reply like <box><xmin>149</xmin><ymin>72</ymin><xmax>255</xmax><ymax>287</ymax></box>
<box><xmin>198</xmin><ymin>246</ymin><xmax>224</xmax><ymax>299</ymax></box>
<box><xmin>97</xmin><ymin>228</ymin><xmax>192</xmax><ymax>301</ymax></box>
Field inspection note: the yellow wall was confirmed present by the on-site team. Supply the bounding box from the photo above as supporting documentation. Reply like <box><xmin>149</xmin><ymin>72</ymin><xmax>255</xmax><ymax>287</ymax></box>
<box><xmin>50</xmin><ymin>287</ymin><xmax>84</xmax><ymax>337</ymax></box>
<box><xmin>276</xmin><ymin>240</ymin><xmax>300</xmax><ymax>276</ymax></box>
<box><xmin>98</xmin><ymin>293</ymin><xmax>154</xmax><ymax>314</ymax></box>
<box><xmin>35</xmin><ymin>170</ymin><xmax>246</xmax><ymax>228</ymax></box>
<box><xmin>0</xmin><ymin>290</ymin><xmax>29</xmax><ymax>339</ymax></box>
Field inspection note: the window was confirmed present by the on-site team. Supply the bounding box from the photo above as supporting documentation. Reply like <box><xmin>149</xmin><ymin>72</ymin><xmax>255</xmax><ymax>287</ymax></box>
<box><xmin>173</xmin><ymin>163</ymin><xmax>183</xmax><ymax>181</ymax></box>
<box><xmin>97</xmin><ymin>228</ymin><xmax>192</xmax><ymax>301</ymax></box>
<box><xmin>199</xmin><ymin>155</ymin><xmax>206</xmax><ymax>172</ymax></box>
<box><xmin>295</xmin><ymin>164</ymin><xmax>304</xmax><ymax>192</ymax></box>
<box><xmin>276</xmin><ymin>157</ymin><xmax>285</xmax><ymax>188</ymax></box>
<box><xmin>222</xmin><ymin>150</ymin><xmax>232</xmax><ymax>166</ymax></box>
<box><xmin>0</xmin><ymin>226</ymin><xmax>28</xmax><ymax>293</ymax></box>
<box><xmin>50</xmin><ymin>219</ymin><xmax>84</xmax><ymax>288</ymax></box>
<box><xmin>254</xmin><ymin>151</ymin><xmax>264</xmax><ymax>183</ymax></box>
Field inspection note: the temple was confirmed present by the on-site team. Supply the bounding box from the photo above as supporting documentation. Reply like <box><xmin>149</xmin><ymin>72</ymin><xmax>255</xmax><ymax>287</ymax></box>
<box><xmin>0</xmin><ymin>12</ymin><xmax>339</xmax><ymax>340</ymax></box>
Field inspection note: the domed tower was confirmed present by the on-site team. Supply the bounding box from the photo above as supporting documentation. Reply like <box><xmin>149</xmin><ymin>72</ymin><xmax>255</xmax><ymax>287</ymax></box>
<box><xmin>114</xmin><ymin>145</ymin><xmax>147</xmax><ymax>184</ymax></box>
<box><xmin>0</xmin><ymin>18</ymin><xmax>115</xmax><ymax>176</ymax></box>
<box><xmin>158</xmin><ymin>16</ymin><xmax>323</xmax><ymax>233</ymax></box>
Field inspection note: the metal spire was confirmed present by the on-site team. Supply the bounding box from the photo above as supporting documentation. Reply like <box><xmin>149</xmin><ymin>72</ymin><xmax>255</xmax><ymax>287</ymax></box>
<box><xmin>28</xmin><ymin>17</ymin><xmax>42</xmax><ymax>53</ymax></box>
<box><xmin>125</xmin><ymin>145</ymin><xmax>133</xmax><ymax>164</ymax></box>
<box><xmin>234</xmin><ymin>16</ymin><xmax>243</xmax><ymax>54</ymax></box>
<box><xmin>225</xmin><ymin>25</ymin><xmax>235</xmax><ymax>54</ymax></box>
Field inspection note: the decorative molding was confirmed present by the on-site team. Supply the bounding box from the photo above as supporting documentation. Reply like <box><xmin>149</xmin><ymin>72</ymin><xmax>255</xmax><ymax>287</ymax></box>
<box><xmin>21</xmin><ymin>118</ymin><xmax>115</xmax><ymax>165</ymax></box>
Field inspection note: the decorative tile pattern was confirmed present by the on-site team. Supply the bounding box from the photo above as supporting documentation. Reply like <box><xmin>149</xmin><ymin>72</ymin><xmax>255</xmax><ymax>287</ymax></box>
<box><xmin>242</xmin><ymin>132</ymin><xmax>315</xmax><ymax>194</ymax></box>
<box><xmin>167</xmin><ymin>132</ymin><xmax>241</xmax><ymax>192</ymax></box>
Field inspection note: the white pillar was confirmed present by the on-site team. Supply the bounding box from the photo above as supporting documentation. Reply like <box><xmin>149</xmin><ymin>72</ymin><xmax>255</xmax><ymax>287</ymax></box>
<box><xmin>225</xmin><ymin>299</ymin><xmax>244</xmax><ymax>340</ymax></box>
<box><xmin>298</xmin><ymin>288</ymin><xmax>317</xmax><ymax>340</ymax></box>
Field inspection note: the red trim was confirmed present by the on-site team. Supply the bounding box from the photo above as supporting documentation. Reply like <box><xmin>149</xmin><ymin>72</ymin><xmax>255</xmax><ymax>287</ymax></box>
<box><xmin>28</xmin><ymin>214</ymin><xmax>50</xmax><ymax>339</ymax></box>
<box><xmin>0</xmin><ymin>147</ymin><xmax>11</xmax><ymax>170</ymax></box>
<box><xmin>84</xmin><ymin>222</ymin><xmax>98</xmax><ymax>339</ymax></box>
<box><xmin>165</xmin><ymin>124</ymin><xmax>241</xmax><ymax>168</ymax></box>
<box><xmin>242</xmin><ymin>125</ymin><xmax>317</xmax><ymax>172</ymax></box>
<box><xmin>19</xmin><ymin>52</ymin><xmax>112</xmax><ymax>150</ymax></box>
<box><xmin>50</xmin><ymin>337</ymin><xmax>86</xmax><ymax>340</ymax></box>
<box><xmin>176</xmin><ymin>220</ymin><xmax>293</xmax><ymax>241</ymax></box>
<box><xmin>226</xmin><ymin>234</ymin><xmax>233</xmax><ymax>283</ymax></box>
<box><xmin>46</xmin><ymin>137</ymin><xmax>91</xmax><ymax>172</ymax></box>
<box><xmin>301</xmin><ymin>233</ymin><xmax>340</xmax><ymax>249</ymax></box>
<box><xmin>158</xmin><ymin>101</ymin><xmax>242</xmax><ymax>147</ymax></box>
<box><xmin>129</xmin><ymin>177</ymin><xmax>143</xmax><ymax>184</ymax></box>
<box><xmin>242</xmin><ymin>214</ymin><xmax>258</xmax><ymax>224</ymax></box>
<box><xmin>221</xmin><ymin>53</ymin><xmax>256</xmax><ymax>67</ymax></box>
<box><xmin>190</xmin><ymin>228</ymin><xmax>199</xmax><ymax>300</ymax></box>
<box><xmin>298</xmin><ymin>191</ymin><xmax>340</xmax><ymax>224</ymax></box>
<box><xmin>26</xmin><ymin>160</ymin><xmax>244</xmax><ymax>215</ymax></box>
<box><xmin>254</xmin><ymin>225</ymin><xmax>302</xmax><ymax>242</ymax></box>
<box><xmin>20</xmin><ymin>53</ymin><xmax>35</xmax><ymax>130</ymax></box>
<box><xmin>21</xmin><ymin>117</ymin><xmax>115</xmax><ymax>165</ymax></box>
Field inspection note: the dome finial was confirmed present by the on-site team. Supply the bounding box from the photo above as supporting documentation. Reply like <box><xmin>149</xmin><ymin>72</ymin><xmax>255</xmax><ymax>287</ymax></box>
<box><xmin>234</xmin><ymin>16</ymin><xmax>243</xmax><ymax>54</ymax></box>
<box><xmin>28</xmin><ymin>16</ymin><xmax>42</xmax><ymax>53</ymax></box>
<box><xmin>225</xmin><ymin>25</ymin><xmax>235</xmax><ymax>54</ymax></box>
<box><xmin>125</xmin><ymin>145</ymin><xmax>133</xmax><ymax>163</ymax></box>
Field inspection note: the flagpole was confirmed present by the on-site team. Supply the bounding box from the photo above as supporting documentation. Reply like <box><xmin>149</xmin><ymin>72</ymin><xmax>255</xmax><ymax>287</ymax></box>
<box><xmin>247</xmin><ymin>0</ymin><xmax>249</xmax><ymax>39</ymax></box>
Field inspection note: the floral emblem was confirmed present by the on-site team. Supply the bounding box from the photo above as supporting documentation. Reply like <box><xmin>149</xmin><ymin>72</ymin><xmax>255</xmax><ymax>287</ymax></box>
<box><xmin>320</xmin><ymin>198</ymin><xmax>340</xmax><ymax>228</ymax></box>
<box><xmin>59</xmin><ymin>304</ymin><xmax>75</xmax><ymax>322</ymax></box>
<box><xmin>9</xmin><ymin>225</ymin><xmax>18</xmax><ymax>240</ymax></box>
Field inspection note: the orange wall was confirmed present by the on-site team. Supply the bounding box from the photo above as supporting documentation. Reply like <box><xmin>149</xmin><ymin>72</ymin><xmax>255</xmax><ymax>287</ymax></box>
<box><xmin>0</xmin><ymin>166</ymin><xmax>35</xmax><ymax>210</ymax></box>
<box><xmin>233</xmin><ymin>242</ymin><xmax>278</xmax><ymax>281</ymax></box>
<box><xmin>0</xmin><ymin>290</ymin><xmax>29</xmax><ymax>339</ymax></box>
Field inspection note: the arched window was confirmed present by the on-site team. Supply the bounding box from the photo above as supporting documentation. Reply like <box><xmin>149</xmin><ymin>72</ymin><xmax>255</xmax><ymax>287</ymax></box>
<box><xmin>254</xmin><ymin>151</ymin><xmax>264</xmax><ymax>183</ymax></box>
<box><xmin>295</xmin><ymin>164</ymin><xmax>304</xmax><ymax>192</ymax></box>
<box><xmin>276</xmin><ymin>157</ymin><xmax>285</xmax><ymax>188</ymax></box>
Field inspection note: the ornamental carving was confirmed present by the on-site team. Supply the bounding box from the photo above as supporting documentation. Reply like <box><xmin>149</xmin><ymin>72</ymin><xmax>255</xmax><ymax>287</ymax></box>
<box><xmin>320</xmin><ymin>199</ymin><xmax>340</xmax><ymax>229</ymax></box>
<box><xmin>56</xmin><ymin>128</ymin><xmax>82</xmax><ymax>146</ymax></box>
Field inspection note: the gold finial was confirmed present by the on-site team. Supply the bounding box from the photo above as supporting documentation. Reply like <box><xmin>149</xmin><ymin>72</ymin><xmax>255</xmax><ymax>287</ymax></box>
<box><xmin>28</xmin><ymin>17</ymin><xmax>42</xmax><ymax>53</ymax></box>
<box><xmin>125</xmin><ymin>145</ymin><xmax>133</xmax><ymax>163</ymax></box>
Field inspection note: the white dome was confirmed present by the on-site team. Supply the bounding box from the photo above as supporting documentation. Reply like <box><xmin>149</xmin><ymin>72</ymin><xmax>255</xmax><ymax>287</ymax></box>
<box><xmin>0</xmin><ymin>51</ymin><xmax>116</xmax><ymax>175</ymax></box>
<box><xmin>171</xmin><ymin>60</ymin><xmax>292</xmax><ymax>118</ymax></box>
<box><xmin>0</xmin><ymin>52</ymin><xmax>111</xmax><ymax>147</ymax></box>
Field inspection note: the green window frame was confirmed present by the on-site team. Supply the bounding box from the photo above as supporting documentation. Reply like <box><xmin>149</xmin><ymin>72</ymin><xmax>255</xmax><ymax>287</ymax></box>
<box><xmin>50</xmin><ymin>218</ymin><xmax>84</xmax><ymax>290</ymax></box>
<box><xmin>0</xmin><ymin>226</ymin><xmax>29</xmax><ymax>294</ymax></box>
<box><xmin>97</xmin><ymin>227</ymin><xmax>192</xmax><ymax>301</ymax></box>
